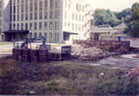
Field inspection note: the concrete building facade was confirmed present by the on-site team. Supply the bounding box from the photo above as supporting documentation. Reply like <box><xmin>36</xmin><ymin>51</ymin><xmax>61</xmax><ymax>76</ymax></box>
<box><xmin>0</xmin><ymin>0</ymin><xmax>10</xmax><ymax>41</ymax></box>
<box><xmin>0</xmin><ymin>0</ymin><xmax>3</xmax><ymax>41</ymax></box>
<box><xmin>6</xmin><ymin>0</ymin><xmax>90</xmax><ymax>43</ymax></box>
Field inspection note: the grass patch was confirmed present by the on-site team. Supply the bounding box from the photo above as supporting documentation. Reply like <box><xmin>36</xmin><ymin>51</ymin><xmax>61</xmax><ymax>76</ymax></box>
<box><xmin>0</xmin><ymin>58</ymin><xmax>139</xmax><ymax>95</ymax></box>
<box><xmin>0</xmin><ymin>42</ymin><xmax>12</xmax><ymax>45</ymax></box>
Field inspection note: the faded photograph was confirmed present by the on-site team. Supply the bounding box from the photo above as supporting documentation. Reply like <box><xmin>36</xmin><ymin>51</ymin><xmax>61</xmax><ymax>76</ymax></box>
<box><xmin>0</xmin><ymin>0</ymin><xmax>139</xmax><ymax>95</ymax></box>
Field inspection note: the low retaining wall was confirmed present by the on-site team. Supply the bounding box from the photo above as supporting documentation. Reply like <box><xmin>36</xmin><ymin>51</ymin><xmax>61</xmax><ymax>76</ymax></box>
<box><xmin>74</xmin><ymin>40</ymin><xmax>130</xmax><ymax>53</ymax></box>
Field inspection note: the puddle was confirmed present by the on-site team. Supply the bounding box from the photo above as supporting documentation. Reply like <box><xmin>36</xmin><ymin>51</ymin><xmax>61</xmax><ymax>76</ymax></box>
<box><xmin>121</xmin><ymin>54</ymin><xmax>139</xmax><ymax>59</ymax></box>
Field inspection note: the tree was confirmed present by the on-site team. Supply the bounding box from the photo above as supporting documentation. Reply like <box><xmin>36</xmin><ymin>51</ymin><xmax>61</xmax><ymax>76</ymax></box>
<box><xmin>94</xmin><ymin>9</ymin><xmax>120</xmax><ymax>26</ymax></box>
<box><xmin>132</xmin><ymin>2</ymin><xmax>139</xmax><ymax>20</ymax></box>
<box><xmin>126</xmin><ymin>2</ymin><xmax>139</xmax><ymax>37</ymax></box>
<box><xmin>114</xmin><ymin>8</ymin><xmax>133</xmax><ymax>23</ymax></box>
<box><xmin>126</xmin><ymin>20</ymin><xmax>139</xmax><ymax>37</ymax></box>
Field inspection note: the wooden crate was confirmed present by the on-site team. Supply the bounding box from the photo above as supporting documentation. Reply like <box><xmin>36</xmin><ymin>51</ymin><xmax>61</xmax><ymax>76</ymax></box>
<box><xmin>39</xmin><ymin>50</ymin><xmax>48</xmax><ymax>56</ymax></box>
<box><xmin>30</xmin><ymin>56</ymin><xmax>38</xmax><ymax>62</ymax></box>
<box><xmin>38</xmin><ymin>50</ymin><xmax>49</xmax><ymax>62</ymax></box>
<box><xmin>49</xmin><ymin>52</ymin><xmax>62</xmax><ymax>61</ymax></box>
<box><xmin>22</xmin><ymin>56</ymin><xmax>30</xmax><ymax>62</ymax></box>
<box><xmin>23</xmin><ymin>49</ymin><xmax>30</xmax><ymax>57</ymax></box>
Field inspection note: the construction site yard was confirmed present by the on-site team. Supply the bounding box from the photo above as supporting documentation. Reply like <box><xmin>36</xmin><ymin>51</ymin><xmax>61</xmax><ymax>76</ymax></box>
<box><xmin>0</xmin><ymin>55</ymin><xmax>139</xmax><ymax>95</ymax></box>
<box><xmin>0</xmin><ymin>41</ymin><xmax>139</xmax><ymax>95</ymax></box>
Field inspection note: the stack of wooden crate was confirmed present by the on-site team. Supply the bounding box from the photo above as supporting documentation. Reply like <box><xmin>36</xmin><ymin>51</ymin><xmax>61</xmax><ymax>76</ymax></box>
<box><xmin>12</xmin><ymin>48</ymin><xmax>18</xmax><ymax>59</ymax></box>
<box><xmin>49</xmin><ymin>46</ymin><xmax>72</xmax><ymax>61</ymax></box>
<box><xmin>38</xmin><ymin>50</ymin><xmax>49</xmax><ymax>62</ymax></box>
<box><xmin>30</xmin><ymin>49</ymin><xmax>39</xmax><ymax>62</ymax></box>
<box><xmin>18</xmin><ymin>49</ymin><xmax>23</xmax><ymax>61</ymax></box>
<box><xmin>22</xmin><ymin>49</ymin><xmax>30</xmax><ymax>62</ymax></box>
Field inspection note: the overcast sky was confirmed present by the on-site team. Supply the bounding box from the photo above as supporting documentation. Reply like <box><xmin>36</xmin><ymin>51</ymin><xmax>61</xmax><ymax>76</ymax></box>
<box><xmin>89</xmin><ymin>0</ymin><xmax>139</xmax><ymax>12</ymax></box>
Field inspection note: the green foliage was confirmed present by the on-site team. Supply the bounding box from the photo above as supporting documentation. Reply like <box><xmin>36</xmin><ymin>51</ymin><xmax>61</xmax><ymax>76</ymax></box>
<box><xmin>125</xmin><ymin>2</ymin><xmax>139</xmax><ymax>37</ymax></box>
<box><xmin>115</xmin><ymin>8</ymin><xmax>133</xmax><ymax>23</ymax></box>
<box><xmin>94</xmin><ymin>9</ymin><xmax>120</xmax><ymax>26</ymax></box>
<box><xmin>132</xmin><ymin>2</ymin><xmax>139</xmax><ymax>20</ymax></box>
<box><xmin>126</xmin><ymin>20</ymin><xmax>139</xmax><ymax>37</ymax></box>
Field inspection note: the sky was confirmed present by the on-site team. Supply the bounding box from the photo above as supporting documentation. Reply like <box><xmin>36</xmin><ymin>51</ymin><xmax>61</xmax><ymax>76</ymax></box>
<box><xmin>89</xmin><ymin>0</ymin><xmax>139</xmax><ymax>12</ymax></box>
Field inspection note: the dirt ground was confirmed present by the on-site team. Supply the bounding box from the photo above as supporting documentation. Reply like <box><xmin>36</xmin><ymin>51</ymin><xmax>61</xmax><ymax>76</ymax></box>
<box><xmin>95</xmin><ymin>54</ymin><xmax>139</xmax><ymax>69</ymax></box>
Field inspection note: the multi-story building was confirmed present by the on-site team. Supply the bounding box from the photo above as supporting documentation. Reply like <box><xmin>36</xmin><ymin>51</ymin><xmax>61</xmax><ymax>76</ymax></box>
<box><xmin>0</xmin><ymin>0</ymin><xmax>10</xmax><ymax>41</ymax></box>
<box><xmin>4</xmin><ymin>0</ymin><xmax>91</xmax><ymax>43</ymax></box>
<box><xmin>0</xmin><ymin>0</ymin><xmax>3</xmax><ymax>41</ymax></box>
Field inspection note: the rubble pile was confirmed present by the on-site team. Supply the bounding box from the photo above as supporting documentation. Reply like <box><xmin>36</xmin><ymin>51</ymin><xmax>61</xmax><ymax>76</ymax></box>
<box><xmin>128</xmin><ymin>66</ymin><xmax>139</xmax><ymax>77</ymax></box>
<box><xmin>72</xmin><ymin>46</ymin><xmax>109</xmax><ymax>61</ymax></box>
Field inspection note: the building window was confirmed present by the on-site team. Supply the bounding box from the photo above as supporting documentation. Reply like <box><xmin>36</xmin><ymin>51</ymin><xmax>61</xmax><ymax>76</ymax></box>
<box><xmin>30</xmin><ymin>33</ymin><xmax>32</xmax><ymax>38</ymax></box>
<box><xmin>25</xmin><ymin>14</ymin><xmax>28</xmax><ymax>20</ymax></box>
<box><xmin>30</xmin><ymin>3</ymin><xmax>33</xmax><ymax>11</ymax></box>
<box><xmin>34</xmin><ymin>22</ymin><xmax>37</xmax><ymax>30</ymax></box>
<box><xmin>13</xmin><ymin>23</ymin><xmax>16</xmax><ymax>30</ymax></box>
<box><xmin>21</xmin><ymin>14</ymin><xmax>24</xmax><ymax>21</ymax></box>
<box><xmin>56</xmin><ymin>33</ymin><xmax>59</xmax><ymax>41</ymax></box>
<box><xmin>39</xmin><ymin>1</ymin><xmax>43</xmax><ymax>11</ymax></box>
<box><xmin>39</xmin><ymin>12</ymin><xmax>42</xmax><ymax>19</ymax></box>
<box><xmin>39</xmin><ymin>33</ymin><xmax>42</xmax><ymax>37</ymax></box>
<box><xmin>55</xmin><ymin>21</ymin><xmax>60</xmax><ymax>30</ymax></box>
<box><xmin>13</xmin><ymin>15</ymin><xmax>16</xmax><ymax>21</ymax></box>
<box><xmin>17</xmin><ymin>14</ymin><xmax>20</xmax><ymax>21</ymax></box>
<box><xmin>13</xmin><ymin>6</ymin><xmax>16</xmax><ymax>13</ymax></box>
<box><xmin>72</xmin><ymin>23</ymin><xmax>74</xmax><ymax>30</ymax></box>
<box><xmin>55</xmin><ymin>10</ymin><xmax>60</xmax><ymax>19</ymax></box>
<box><xmin>44</xmin><ymin>22</ymin><xmax>48</xmax><ymax>30</ymax></box>
<box><xmin>65</xmin><ymin>11</ymin><xmax>67</xmax><ymax>19</ymax></box>
<box><xmin>49</xmin><ymin>22</ymin><xmax>53</xmax><ymax>30</ymax></box>
<box><xmin>17</xmin><ymin>23</ymin><xmax>19</xmax><ymax>30</ymax></box>
<box><xmin>44</xmin><ymin>0</ymin><xmax>48</xmax><ymax>10</ymax></box>
<box><xmin>44</xmin><ymin>33</ymin><xmax>47</xmax><ymax>39</ymax></box>
<box><xmin>50</xmin><ymin>11</ymin><xmax>53</xmax><ymax>19</ymax></box>
<box><xmin>49</xmin><ymin>33</ymin><xmax>52</xmax><ymax>42</ymax></box>
<box><xmin>30</xmin><ymin>13</ymin><xmax>33</xmax><ymax>20</ymax></box>
<box><xmin>34</xmin><ymin>12</ymin><xmax>37</xmax><ymax>19</ymax></box>
<box><xmin>34</xmin><ymin>1</ymin><xmax>38</xmax><ymax>11</ymax></box>
<box><xmin>50</xmin><ymin>0</ymin><xmax>53</xmax><ymax>9</ymax></box>
<box><xmin>55</xmin><ymin>0</ymin><xmax>60</xmax><ymax>8</ymax></box>
<box><xmin>21</xmin><ymin>23</ymin><xmax>24</xmax><ymax>30</ymax></box>
<box><xmin>44</xmin><ymin>11</ymin><xmax>48</xmax><ymax>19</ymax></box>
<box><xmin>25</xmin><ymin>23</ymin><xmax>28</xmax><ymax>30</ymax></box>
<box><xmin>39</xmin><ymin>22</ymin><xmax>42</xmax><ymax>30</ymax></box>
<box><xmin>55</xmin><ymin>33</ymin><xmax>57</xmax><ymax>41</ymax></box>
<box><xmin>34</xmin><ymin>32</ymin><xmax>37</xmax><ymax>38</ymax></box>
<box><xmin>72</xmin><ymin>13</ymin><xmax>74</xmax><ymax>20</ymax></box>
<box><xmin>30</xmin><ymin>23</ymin><xmax>32</xmax><ymax>30</ymax></box>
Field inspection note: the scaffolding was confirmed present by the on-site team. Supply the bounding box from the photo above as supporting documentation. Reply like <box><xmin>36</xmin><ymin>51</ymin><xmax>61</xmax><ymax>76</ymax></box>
<box><xmin>84</xmin><ymin>4</ymin><xmax>94</xmax><ymax>40</ymax></box>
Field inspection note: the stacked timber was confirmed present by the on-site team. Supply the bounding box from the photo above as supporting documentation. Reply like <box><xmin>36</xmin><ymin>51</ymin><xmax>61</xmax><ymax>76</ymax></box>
<box><xmin>22</xmin><ymin>49</ymin><xmax>30</xmax><ymax>62</ymax></box>
<box><xmin>38</xmin><ymin>50</ymin><xmax>48</xmax><ymax>62</ymax></box>
<box><xmin>30</xmin><ymin>49</ymin><xmax>39</xmax><ymax>62</ymax></box>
